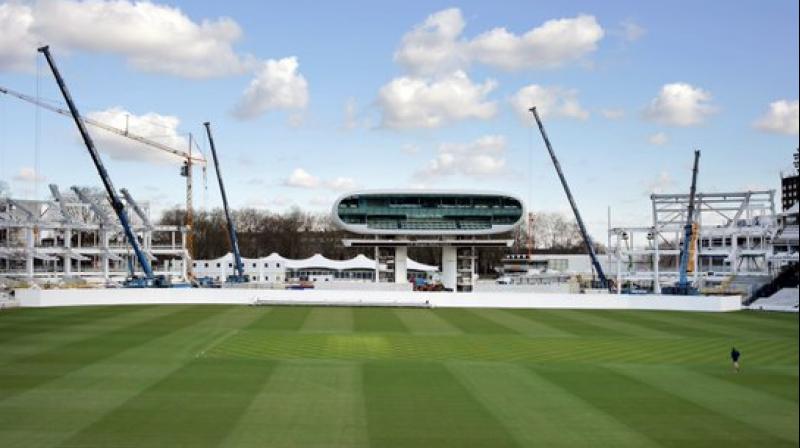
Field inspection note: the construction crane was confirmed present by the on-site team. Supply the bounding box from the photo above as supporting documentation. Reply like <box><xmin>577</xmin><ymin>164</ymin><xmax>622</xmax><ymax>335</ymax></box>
<box><xmin>37</xmin><ymin>45</ymin><xmax>165</xmax><ymax>287</ymax></box>
<box><xmin>529</xmin><ymin>107</ymin><xmax>609</xmax><ymax>289</ymax></box>
<box><xmin>0</xmin><ymin>83</ymin><xmax>205</xmax><ymax>278</ymax></box>
<box><xmin>670</xmin><ymin>150</ymin><xmax>701</xmax><ymax>295</ymax></box>
<box><xmin>203</xmin><ymin>122</ymin><xmax>248</xmax><ymax>283</ymax></box>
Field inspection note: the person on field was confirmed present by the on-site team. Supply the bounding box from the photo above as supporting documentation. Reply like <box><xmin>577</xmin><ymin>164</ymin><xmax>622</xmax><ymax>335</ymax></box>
<box><xmin>730</xmin><ymin>347</ymin><xmax>741</xmax><ymax>373</ymax></box>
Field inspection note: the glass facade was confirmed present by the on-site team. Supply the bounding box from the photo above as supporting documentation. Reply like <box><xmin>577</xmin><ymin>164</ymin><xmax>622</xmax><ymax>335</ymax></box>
<box><xmin>335</xmin><ymin>193</ymin><xmax>523</xmax><ymax>233</ymax></box>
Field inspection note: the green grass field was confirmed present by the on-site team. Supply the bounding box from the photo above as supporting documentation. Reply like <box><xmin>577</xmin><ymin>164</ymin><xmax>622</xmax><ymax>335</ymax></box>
<box><xmin>0</xmin><ymin>305</ymin><xmax>797</xmax><ymax>447</ymax></box>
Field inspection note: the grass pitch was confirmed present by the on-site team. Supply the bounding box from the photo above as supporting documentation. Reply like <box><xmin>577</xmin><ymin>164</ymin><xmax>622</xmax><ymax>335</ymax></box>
<box><xmin>0</xmin><ymin>305</ymin><xmax>797</xmax><ymax>447</ymax></box>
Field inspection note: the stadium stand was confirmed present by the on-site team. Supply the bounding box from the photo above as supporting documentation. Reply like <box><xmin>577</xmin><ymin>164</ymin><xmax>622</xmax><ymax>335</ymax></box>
<box><xmin>747</xmin><ymin>287</ymin><xmax>799</xmax><ymax>312</ymax></box>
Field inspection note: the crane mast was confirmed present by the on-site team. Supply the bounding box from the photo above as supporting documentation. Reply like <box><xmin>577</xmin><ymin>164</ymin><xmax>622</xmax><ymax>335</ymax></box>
<box><xmin>37</xmin><ymin>45</ymin><xmax>154</xmax><ymax>282</ymax></box>
<box><xmin>529</xmin><ymin>107</ymin><xmax>608</xmax><ymax>288</ymax></box>
<box><xmin>203</xmin><ymin>122</ymin><xmax>247</xmax><ymax>282</ymax></box>
<box><xmin>677</xmin><ymin>150</ymin><xmax>701</xmax><ymax>293</ymax></box>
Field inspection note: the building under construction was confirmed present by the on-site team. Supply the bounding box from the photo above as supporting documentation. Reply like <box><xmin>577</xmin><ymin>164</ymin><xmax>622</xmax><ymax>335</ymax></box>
<box><xmin>0</xmin><ymin>185</ymin><xmax>188</xmax><ymax>284</ymax></box>
<box><xmin>608</xmin><ymin>189</ymin><xmax>798</xmax><ymax>294</ymax></box>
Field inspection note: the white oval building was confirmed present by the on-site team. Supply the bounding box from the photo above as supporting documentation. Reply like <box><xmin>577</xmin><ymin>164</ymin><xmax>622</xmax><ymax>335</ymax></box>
<box><xmin>331</xmin><ymin>190</ymin><xmax>525</xmax><ymax>236</ymax></box>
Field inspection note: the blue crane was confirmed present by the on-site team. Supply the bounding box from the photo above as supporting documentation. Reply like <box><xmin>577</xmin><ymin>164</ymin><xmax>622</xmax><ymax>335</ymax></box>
<box><xmin>529</xmin><ymin>107</ymin><xmax>609</xmax><ymax>289</ymax></box>
<box><xmin>37</xmin><ymin>46</ymin><xmax>165</xmax><ymax>287</ymax></box>
<box><xmin>203</xmin><ymin>122</ymin><xmax>248</xmax><ymax>283</ymax></box>
<box><xmin>674</xmin><ymin>150</ymin><xmax>701</xmax><ymax>295</ymax></box>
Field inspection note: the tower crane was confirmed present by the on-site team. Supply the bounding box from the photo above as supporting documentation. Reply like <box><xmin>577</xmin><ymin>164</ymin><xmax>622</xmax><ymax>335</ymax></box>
<box><xmin>0</xmin><ymin>84</ymin><xmax>205</xmax><ymax>278</ymax></box>
<box><xmin>203</xmin><ymin>122</ymin><xmax>248</xmax><ymax>283</ymax></box>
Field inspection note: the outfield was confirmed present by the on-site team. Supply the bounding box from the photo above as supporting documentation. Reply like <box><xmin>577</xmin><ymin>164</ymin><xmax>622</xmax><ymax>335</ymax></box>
<box><xmin>0</xmin><ymin>305</ymin><xmax>797</xmax><ymax>447</ymax></box>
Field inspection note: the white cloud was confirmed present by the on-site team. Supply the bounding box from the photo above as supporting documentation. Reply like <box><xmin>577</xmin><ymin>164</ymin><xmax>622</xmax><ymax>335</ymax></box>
<box><xmin>644</xmin><ymin>83</ymin><xmax>716</xmax><ymax>126</ymax></box>
<box><xmin>1</xmin><ymin>0</ymin><xmax>254</xmax><ymax>78</ymax></box>
<box><xmin>753</xmin><ymin>100</ymin><xmax>799</xmax><ymax>136</ymax></box>
<box><xmin>378</xmin><ymin>71</ymin><xmax>497</xmax><ymax>129</ymax></box>
<box><xmin>284</xmin><ymin>168</ymin><xmax>320</xmax><ymax>188</ymax></box>
<box><xmin>232</xmin><ymin>57</ymin><xmax>309</xmax><ymax>120</ymax></box>
<box><xmin>283</xmin><ymin>169</ymin><xmax>357</xmax><ymax>191</ymax></box>
<box><xmin>85</xmin><ymin>107</ymin><xmax>191</xmax><ymax>164</ymax></box>
<box><xmin>643</xmin><ymin>171</ymin><xmax>674</xmax><ymax>195</ymax></box>
<box><xmin>394</xmin><ymin>9</ymin><xmax>604</xmax><ymax>74</ymax></box>
<box><xmin>619</xmin><ymin>20</ymin><xmax>646</xmax><ymax>42</ymax></box>
<box><xmin>415</xmin><ymin>135</ymin><xmax>507</xmax><ymax>179</ymax></box>
<box><xmin>600</xmin><ymin>108</ymin><xmax>625</xmax><ymax>120</ymax></box>
<box><xmin>394</xmin><ymin>8</ymin><xmax>467</xmax><ymax>76</ymax></box>
<box><xmin>326</xmin><ymin>177</ymin><xmax>357</xmax><ymax>191</ymax></box>
<box><xmin>0</xmin><ymin>3</ymin><xmax>38</xmax><ymax>72</ymax></box>
<box><xmin>648</xmin><ymin>132</ymin><xmax>669</xmax><ymax>146</ymax></box>
<box><xmin>469</xmin><ymin>15</ymin><xmax>604</xmax><ymax>71</ymax></box>
<box><xmin>13</xmin><ymin>167</ymin><xmax>46</xmax><ymax>183</ymax></box>
<box><xmin>510</xmin><ymin>84</ymin><xmax>589</xmax><ymax>122</ymax></box>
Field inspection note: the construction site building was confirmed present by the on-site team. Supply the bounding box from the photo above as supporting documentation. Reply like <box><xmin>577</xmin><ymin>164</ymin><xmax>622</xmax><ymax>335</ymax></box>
<box><xmin>0</xmin><ymin>186</ymin><xmax>188</xmax><ymax>284</ymax></box>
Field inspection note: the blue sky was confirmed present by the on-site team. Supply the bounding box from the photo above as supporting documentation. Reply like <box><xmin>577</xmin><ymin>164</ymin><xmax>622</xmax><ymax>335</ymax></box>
<box><xmin>1</xmin><ymin>0</ymin><xmax>798</xmax><ymax>241</ymax></box>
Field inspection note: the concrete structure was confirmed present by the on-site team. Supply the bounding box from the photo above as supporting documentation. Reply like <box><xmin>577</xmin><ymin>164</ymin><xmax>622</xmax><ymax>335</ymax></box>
<box><xmin>15</xmin><ymin>287</ymin><xmax>742</xmax><ymax>312</ymax></box>
<box><xmin>191</xmin><ymin>252</ymin><xmax>437</xmax><ymax>285</ymax></box>
<box><xmin>333</xmin><ymin>190</ymin><xmax>524</xmax><ymax>291</ymax></box>
<box><xmin>0</xmin><ymin>186</ymin><xmax>188</xmax><ymax>283</ymax></box>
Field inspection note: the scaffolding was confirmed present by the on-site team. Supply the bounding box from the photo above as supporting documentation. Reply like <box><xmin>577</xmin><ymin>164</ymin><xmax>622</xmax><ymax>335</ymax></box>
<box><xmin>609</xmin><ymin>190</ymin><xmax>778</xmax><ymax>292</ymax></box>
<box><xmin>0</xmin><ymin>185</ymin><xmax>188</xmax><ymax>284</ymax></box>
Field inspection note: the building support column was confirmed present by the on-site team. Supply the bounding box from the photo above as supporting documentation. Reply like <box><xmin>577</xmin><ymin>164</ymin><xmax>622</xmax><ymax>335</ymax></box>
<box><xmin>374</xmin><ymin>246</ymin><xmax>380</xmax><ymax>283</ymax></box>
<box><xmin>64</xmin><ymin>228</ymin><xmax>72</xmax><ymax>277</ymax></box>
<box><xmin>25</xmin><ymin>226</ymin><xmax>34</xmax><ymax>280</ymax></box>
<box><xmin>394</xmin><ymin>246</ymin><xmax>407</xmax><ymax>284</ymax></box>
<box><xmin>101</xmin><ymin>230</ymin><xmax>109</xmax><ymax>280</ymax></box>
<box><xmin>441</xmin><ymin>246</ymin><xmax>457</xmax><ymax>291</ymax></box>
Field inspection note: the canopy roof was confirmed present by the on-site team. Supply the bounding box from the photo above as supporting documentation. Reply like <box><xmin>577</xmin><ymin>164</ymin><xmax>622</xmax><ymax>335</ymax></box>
<box><xmin>204</xmin><ymin>252</ymin><xmax>438</xmax><ymax>272</ymax></box>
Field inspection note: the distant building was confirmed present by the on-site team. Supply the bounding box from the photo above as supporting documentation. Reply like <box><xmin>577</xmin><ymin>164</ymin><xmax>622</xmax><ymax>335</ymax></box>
<box><xmin>191</xmin><ymin>252</ymin><xmax>437</xmax><ymax>284</ymax></box>
<box><xmin>781</xmin><ymin>173</ymin><xmax>798</xmax><ymax>211</ymax></box>
<box><xmin>333</xmin><ymin>190</ymin><xmax>524</xmax><ymax>291</ymax></box>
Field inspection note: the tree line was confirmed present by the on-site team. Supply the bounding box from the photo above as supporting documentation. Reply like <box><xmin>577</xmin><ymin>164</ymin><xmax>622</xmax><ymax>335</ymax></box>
<box><xmin>158</xmin><ymin>207</ymin><xmax>601</xmax><ymax>274</ymax></box>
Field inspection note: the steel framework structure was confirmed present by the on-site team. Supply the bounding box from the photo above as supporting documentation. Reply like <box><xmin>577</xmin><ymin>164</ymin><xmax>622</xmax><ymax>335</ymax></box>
<box><xmin>0</xmin><ymin>185</ymin><xmax>188</xmax><ymax>283</ymax></box>
<box><xmin>609</xmin><ymin>190</ymin><xmax>777</xmax><ymax>293</ymax></box>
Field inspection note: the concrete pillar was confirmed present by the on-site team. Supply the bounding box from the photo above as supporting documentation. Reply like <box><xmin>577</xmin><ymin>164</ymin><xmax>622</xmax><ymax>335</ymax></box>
<box><xmin>441</xmin><ymin>246</ymin><xmax>457</xmax><ymax>291</ymax></box>
<box><xmin>64</xmin><ymin>228</ymin><xmax>72</xmax><ymax>276</ymax></box>
<box><xmin>394</xmin><ymin>246</ymin><xmax>407</xmax><ymax>284</ymax></box>
<box><xmin>101</xmin><ymin>230</ymin><xmax>109</xmax><ymax>280</ymax></box>
<box><xmin>25</xmin><ymin>227</ymin><xmax>34</xmax><ymax>280</ymax></box>
<box><xmin>374</xmin><ymin>246</ymin><xmax>380</xmax><ymax>283</ymax></box>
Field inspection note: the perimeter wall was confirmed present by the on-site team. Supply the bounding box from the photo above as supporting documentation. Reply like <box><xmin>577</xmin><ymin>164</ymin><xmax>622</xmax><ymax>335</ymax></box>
<box><xmin>15</xmin><ymin>288</ymin><xmax>742</xmax><ymax>312</ymax></box>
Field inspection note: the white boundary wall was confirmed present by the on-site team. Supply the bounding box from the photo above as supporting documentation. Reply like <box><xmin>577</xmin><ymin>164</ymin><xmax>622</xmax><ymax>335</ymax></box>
<box><xmin>15</xmin><ymin>288</ymin><xmax>741</xmax><ymax>312</ymax></box>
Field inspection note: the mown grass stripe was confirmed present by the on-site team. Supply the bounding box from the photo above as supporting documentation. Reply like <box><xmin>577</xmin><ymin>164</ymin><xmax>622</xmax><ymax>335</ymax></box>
<box><xmin>0</xmin><ymin>306</ymin><xmax>152</xmax><ymax>346</ymax></box>
<box><xmin>59</xmin><ymin>357</ymin><xmax>276</xmax><ymax>448</ymax></box>
<box><xmin>601</xmin><ymin>310</ymin><xmax>725</xmax><ymax>338</ymax></box>
<box><xmin>477</xmin><ymin>308</ymin><xmax>574</xmax><ymax>337</ymax></box>
<box><xmin>532</xmin><ymin>363</ymin><xmax>793</xmax><ymax>447</ymax></box>
<box><xmin>0</xmin><ymin>306</ymin><xmax>218</xmax><ymax>403</ymax></box>
<box><xmin>0</xmin><ymin>306</ymin><xmax>262</xmax><ymax>448</ymax></box>
<box><xmin>519</xmin><ymin>310</ymin><xmax>630</xmax><ymax>337</ymax></box>
<box><xmin>449</xmin><ymin>361</ymin><xmax>659</xmax><ymax>447</ymax></box>
<box><xmin>392</xmin><ymin>308</ymin><xmax>463</xmax><ymax>335</ymax></box>
<box><xmin>432</xmin><ymin>308</ymin><xmax>520</xmax><ymax>334</ymax></box>
<box><xmin>221</xmin><ymin>361</ymin><xmax>369</xmax><ymax>448</ymax></box>
<box><xmin>643</xmin><ymin>311</ymin><xmax>768</xmax><ymax>338</ymax></box>
<box><xmin>300</xmin><ymin>307</ymin><xmax>354</xmax><ymax>333</ymax></box>
<box><xmin>697</xmin><ymin>365</ymin><xmax>800</xmax><ymax>404</ymax></box>
<box><xmin>246</xmin><ymin>306</ymin><xmax>310</xmax><ymax>332</ymax></box>
<box><xmin>562</xmin><ymin>310</ymin><xmax>675</xmax><ymax>338</ymax></box>
<box><xmin>363</xmin><ymin>361</ymin><xmax>518</xmax><ymax>447</ymax></box>
<box><xmin>613</xmin><ymin>364</ymin><xmax>799</xmax><ymax>444</ymax></box>
<box><xmin>352</xmin><ymin>307</ymin><xmax>409</xmax><ymax>333</ymax></box>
